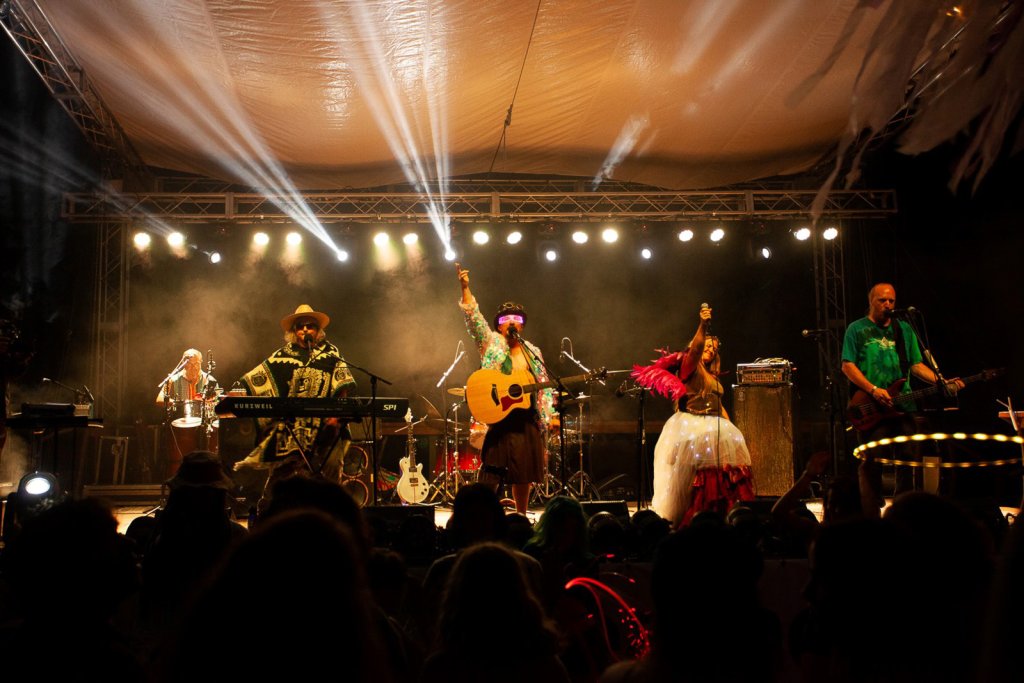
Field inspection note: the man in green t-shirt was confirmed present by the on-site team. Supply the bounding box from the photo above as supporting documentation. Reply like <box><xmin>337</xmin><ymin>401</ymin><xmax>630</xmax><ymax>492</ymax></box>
<box><xmin>841</xmin><ymin>283</ymin><xmax>963</xmax><ymax>494</ymax></box>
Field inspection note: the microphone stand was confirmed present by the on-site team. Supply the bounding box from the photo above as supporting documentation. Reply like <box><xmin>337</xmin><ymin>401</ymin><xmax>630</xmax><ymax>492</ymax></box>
<box><xmin>338</xmin><ymin>356</ymin><xmax>393</xmax><ymax>507</ymax></box>
<box><xmin>436</xmin><ymin>345</ymin><xmax>466</xmax><ymax>491</ymax></box>
<box><xmin>513</xmin><ymin>330</ymin><xmax>572</xmax><ymax>498</ymax></box>
<box><xmin>617</xmin><ymin>382</ymin><xmax>649</xmax><ymax>510</ymax></box>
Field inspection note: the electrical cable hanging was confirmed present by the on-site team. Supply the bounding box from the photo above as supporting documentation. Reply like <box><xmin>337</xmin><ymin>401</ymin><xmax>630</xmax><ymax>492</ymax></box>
<box><xmin>488</xmin><ymin>0</ymin><xmax>544</xmax><ymax>173</ymax></box>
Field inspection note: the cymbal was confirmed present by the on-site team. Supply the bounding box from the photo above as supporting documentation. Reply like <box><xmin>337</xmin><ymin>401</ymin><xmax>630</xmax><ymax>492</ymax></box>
<box><xmin>415</xmin><ymin>394</ymin><xmax>443</xmax><ymax>419</ymax></box>
<box><xmin>562</xmin><ymin>394</ymin><xmax>591</xmax><ymax>406</ymax></box>
<box><xmin>448</xmin><ymin>387</ymin><xmax>466</xmax><ymax>397</ymax></box>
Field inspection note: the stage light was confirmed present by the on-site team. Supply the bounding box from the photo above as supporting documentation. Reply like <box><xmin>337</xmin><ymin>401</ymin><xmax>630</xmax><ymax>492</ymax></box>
<box><xmin>601</xmin><ymin>228</ymin><xmax>619</xmax><ymax>243</ymax></box>
<box><xmin>402</xmin><ymin>232</ymin><xmax>419</xmax><ymax>245</ymax></box>
<box><xmin>373</xmin><ymin>232</ymin><xmax>390</xmax><ymax>246</ymax></box>
<box><xmin>209</xmin><ymin>251</ymin><xmax>221</xmax><ymax>264</ymax></box>
<box><xmin>544</xmin><ymin>249</ymin><xmax>558</xmax><ymax>262</ymax></box>
<box><xmin>710</xmin><ymin>228</ymin><xmax>725</xmax><ymax>242</ymax></box>
<box><xmin>444</xmin><ymin>247</ymin><xmax>457</xmax><ymax>261</ymax></box>
<box><xmin>336</xmin><ymin>249</ymin><xmax>349</xmax><ymax>262</ymax></box>
<box><xmin>823</xmin><ymin>227</ymin><xmax>839</xmax><ymax>240</ymax></box>
<box><xmin>286</xmin><ymin>231</ymin><xmax>302</xmax><ymax>245</ymax></box>
<box><xmin>641</xmin><ymin>247</ymin><xmax>653</xmax><ymax>260</ymax></box>
<box><xmin>13</xmin><ymin>471</ymin><xmax>62</xmax><ymax>524</ymax></box>
<box><xmin>678</xmin><ymin>229</ymin><xmax>694</xmax><ymax>242</ymax></box>
<box><xmin>253</xmin><ymin>232</ymin><xmax>270</xmax><ymax>246</ymax></box>
<box><xmin>794</xmin><ymin>227</ymin><xmax>811</xmax><ymax>241</ymax></box>
<box><xmin>133</xmin><ymin>232</ymin><xmax>151</xmax><ymax>249</ymax></box>
<box><xmin>167</xmin><ymin>232</ymin><xmax>185</xmax><ymax>248</ymax></box>
<box><xmin>760</xmin><ymin>247</ymin><xmax>772</xmax><ymax>260</ymax></box>
<box><xmin>506</xmin><ymin>231</ymin><xmax>523</xmax><ymax>245</ymax></box>
<box><xmin>472</xmin><ymin>230</ymin><xmax>490</xmax><ymax>245</ymax></box>
<box><xmin>572</xmin><ymin>230</ymin><xmax>589</xmax><ymax>244</ymax></box>
<box><xmin>21</xmin><ymin>472</ymin><xmax>56</xmax><ymax>497</ymax></box>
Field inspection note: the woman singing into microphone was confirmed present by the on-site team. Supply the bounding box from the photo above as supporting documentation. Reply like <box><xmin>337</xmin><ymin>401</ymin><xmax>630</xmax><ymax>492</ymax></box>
<box><xmin>632</xmin><ymin>304</ymin><xmax>755</xmax><ymax>526</ymax></box>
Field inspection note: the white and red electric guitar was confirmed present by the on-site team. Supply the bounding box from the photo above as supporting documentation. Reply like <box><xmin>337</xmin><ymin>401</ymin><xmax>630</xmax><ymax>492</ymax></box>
<box><xmin>395</xmin><ymin>408</ymin><xmax>428</xmax><ymax>504</ymax></box>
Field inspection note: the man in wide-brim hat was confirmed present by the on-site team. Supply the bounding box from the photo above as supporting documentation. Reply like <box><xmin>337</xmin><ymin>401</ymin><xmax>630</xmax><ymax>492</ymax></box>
<box><xmin>233</xmin><ymin>305</ymin><xmax>356</xmax><ymax>507</ymax></box>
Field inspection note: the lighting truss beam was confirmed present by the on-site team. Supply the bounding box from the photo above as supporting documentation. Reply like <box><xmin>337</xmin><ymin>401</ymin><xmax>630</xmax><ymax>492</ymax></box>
<box><xmin>62</xmin><ymin>188</ymin><xmax>897</xmax><ymax>223</ymax></box>
<box><xmin>1</xmin><ymin>0</ymin><xmax>152</xmax><ymax>189</ymax></box>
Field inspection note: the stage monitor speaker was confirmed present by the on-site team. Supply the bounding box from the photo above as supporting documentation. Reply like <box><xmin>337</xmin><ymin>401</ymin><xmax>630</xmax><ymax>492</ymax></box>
<box><xmin>217</xmin><ymin>418</ymin><xmax>258</xmax><ymax>469</ymax></box>
<box><xmin>733</xmin><ymin>384</ymin><xmax>794</xmax><ymax>497</ymax></box>
<box><xmin>581</xmin><ymin>500</ymin><xmax>630</xmax><ymax>525</ymax></box>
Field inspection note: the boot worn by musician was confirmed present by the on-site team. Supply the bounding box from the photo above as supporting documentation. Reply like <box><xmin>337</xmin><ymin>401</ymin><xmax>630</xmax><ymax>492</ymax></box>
<box><xmin>232</xmin><ymin>304</ymin><xmax>357</xmax><ymax>509</ymax></box>
<box><xmin>841</xmin><ymin>283</ymin><xmax>964</xmax><ymax>496</ymax></box>
<box><xmin>456</xmin><ymin>263</ymin><xmax>556</xmax><ymax>515</ymax></box>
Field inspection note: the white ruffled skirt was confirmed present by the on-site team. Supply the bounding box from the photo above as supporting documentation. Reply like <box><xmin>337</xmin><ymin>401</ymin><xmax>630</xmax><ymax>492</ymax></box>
<box><xmin>651</xmin><ymin>411</ymin><xmax>754</xmax><ymax>526</ymax></box>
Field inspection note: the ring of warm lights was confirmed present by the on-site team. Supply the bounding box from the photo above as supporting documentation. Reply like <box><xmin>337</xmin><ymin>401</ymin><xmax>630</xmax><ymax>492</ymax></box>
<box><xmin>852</xmin><ymin>432</ymin><xmax>1024</xmax><ymax>468</ymax></box>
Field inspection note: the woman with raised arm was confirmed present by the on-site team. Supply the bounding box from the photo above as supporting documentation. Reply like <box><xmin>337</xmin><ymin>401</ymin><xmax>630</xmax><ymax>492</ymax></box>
<box><xmin>456</xmin><ymin>263</ymin><xmax>555</xmax><ymax>515</ymax></box>
<box><xmin>632</xmin><ymin>304</ymin><xmax>754</xmax><ymax>526</ymax></box>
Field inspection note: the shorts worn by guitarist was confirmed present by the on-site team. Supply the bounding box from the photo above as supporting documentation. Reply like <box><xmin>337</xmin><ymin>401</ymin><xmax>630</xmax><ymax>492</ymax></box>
<box><xmin>457</xmin><ymin>264</ymin><xmax>555</xmax><ymax>515</ymax></box>
<box><xmin>841</xmin><ymin>283</ymin><xmax>963</xmax><ymax>494</ymax></box>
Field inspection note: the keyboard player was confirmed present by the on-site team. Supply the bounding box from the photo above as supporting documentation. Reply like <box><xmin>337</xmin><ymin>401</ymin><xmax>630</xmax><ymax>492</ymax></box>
<box><xmin>232</xmin><ymin>304</ymin><xmax>356</xmax><ymax>505</ymax></box>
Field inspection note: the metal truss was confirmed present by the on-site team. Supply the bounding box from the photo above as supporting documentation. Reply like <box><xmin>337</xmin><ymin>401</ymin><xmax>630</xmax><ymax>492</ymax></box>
<box><xmin>62</xmin><ymin>187</ymin><xmax>897</xmax><ymax>224</ymax></box>
<box><xmin>811</xmin><ymin>228</ymin><xmax>850</xmax><ymax>469</ymax></box>
<box><xmin>92</xmin><ymin>220</ymin><xmax>128</xmax><ymax>423</ymax></box>
<box><xmin>0</xmin><ymin>0</ymin><xmax>152</xmax><ymax>190</ymax></box>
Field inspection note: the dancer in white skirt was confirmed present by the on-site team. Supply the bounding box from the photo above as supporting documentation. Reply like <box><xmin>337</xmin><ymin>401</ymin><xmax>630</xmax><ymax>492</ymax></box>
<box><xmin>632</xmin><ymin>304</ymin><xmax>755</xmax><ymax>526</ymax></box>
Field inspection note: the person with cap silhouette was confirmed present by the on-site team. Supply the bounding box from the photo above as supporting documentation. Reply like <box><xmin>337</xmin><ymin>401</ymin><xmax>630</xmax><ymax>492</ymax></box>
<box><xmin>232</xmin><ymin>305</ymin><xmax>356</xmax><ymax>507</ymax></box>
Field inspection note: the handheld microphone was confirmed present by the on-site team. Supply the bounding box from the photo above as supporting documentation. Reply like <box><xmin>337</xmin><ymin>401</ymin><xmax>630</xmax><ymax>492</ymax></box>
<box><xmin>700</xmin><ymin>302</ymin><xmax>711</xmax><ymax>332</ymax></box>
<box><xmin>507</xmin><ymin>325</ymin><xmax>519</xmax><ymax>341</ymax></box>
<box><xmin>890</xmin><ymin>306</ymin><xmax>918</xmax><ymax>317</ymax></box>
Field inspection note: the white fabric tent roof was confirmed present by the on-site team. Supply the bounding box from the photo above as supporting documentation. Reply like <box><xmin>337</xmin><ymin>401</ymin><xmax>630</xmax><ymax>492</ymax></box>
<box><xmin>35</xmin><ymin>0</ymin><xmax>1022</xmax><ymax>191</ymax></box>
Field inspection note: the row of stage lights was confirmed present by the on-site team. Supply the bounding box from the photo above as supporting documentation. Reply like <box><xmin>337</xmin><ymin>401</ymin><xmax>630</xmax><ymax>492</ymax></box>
<box><xmin>131</xmin><ymin>224</ymin><xmax>840</xmax><ymax>264</ymax></box>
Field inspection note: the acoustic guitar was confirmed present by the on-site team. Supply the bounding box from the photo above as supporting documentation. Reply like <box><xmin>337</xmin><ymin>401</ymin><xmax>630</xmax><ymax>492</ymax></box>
<box><xmin>846</xmin><ymin>368</ymin><xmax>1003</xmax><ymax>432</ymax></box>
<box><xmin>465</xmin><ymin>367</ymin><xmax>606</xmax><ymax>425</ymax></box>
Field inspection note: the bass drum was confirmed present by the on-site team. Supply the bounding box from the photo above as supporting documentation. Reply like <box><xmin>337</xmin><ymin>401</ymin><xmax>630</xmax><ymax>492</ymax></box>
<box><xmin>468</xmin><ymin>419</ymin><xmax>488</xmax><ymax>451</ymax></box>
<box><xmin>339</xmin><ymin>443</ymin><xmax>371</xmax><ymax>508</ymax></box>
<box><xmin>166</xmin><ymin>422</ymin><xmax>219</xmax><ymax>478</ymax></box>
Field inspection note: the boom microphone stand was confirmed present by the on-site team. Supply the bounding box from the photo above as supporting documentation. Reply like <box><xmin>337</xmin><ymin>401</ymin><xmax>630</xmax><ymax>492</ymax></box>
<box><xmin>337</xmin><ymin>356</ymin><xmax>393</xmax><ymax>507</ymax></box>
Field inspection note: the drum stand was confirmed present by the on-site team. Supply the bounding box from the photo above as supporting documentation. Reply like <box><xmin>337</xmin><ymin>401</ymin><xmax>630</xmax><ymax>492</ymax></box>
<box><xmin>563</xmin><ymin>397</ymin><xmax>599</xmax><ymax>500</ymax></box>
<box><xmin>426</xmin><ymin>400</ymin><xmax>472</xmax><ymax>505</ymax></box>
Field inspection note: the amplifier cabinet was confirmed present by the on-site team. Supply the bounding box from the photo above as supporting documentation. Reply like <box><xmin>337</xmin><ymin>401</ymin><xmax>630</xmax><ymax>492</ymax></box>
<box><xmin>732</xmin><ymin>384</ymin><xmax>794</xmax><ymax>496</ymax></box>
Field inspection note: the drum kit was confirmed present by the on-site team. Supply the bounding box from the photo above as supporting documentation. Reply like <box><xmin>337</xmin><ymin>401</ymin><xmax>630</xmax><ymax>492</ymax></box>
<box><xmin>160</xmin><ymin>351</ymin><xmax>225</xmax><ymax>479</ymax></box>
<box><xmin>165</xmin><ymin>394</ymin><xmax>222</xmax><ymax>478</ymax></box>
<box><xmin>423</xmin><ymin>386</ymin><xmax>482</xmax><ymax>504</ymax></box>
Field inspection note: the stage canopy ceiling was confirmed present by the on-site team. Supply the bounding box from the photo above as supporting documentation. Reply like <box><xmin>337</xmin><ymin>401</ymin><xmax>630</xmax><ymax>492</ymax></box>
<box><xmin>24</xmin><ymin>0</ymin><xmax>1024</xmax><ymax>191</ymax></box>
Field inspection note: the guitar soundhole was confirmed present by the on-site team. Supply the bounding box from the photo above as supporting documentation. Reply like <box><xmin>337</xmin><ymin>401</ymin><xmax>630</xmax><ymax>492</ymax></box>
<box><xmin>508</xmin><ymin>385</ymin><xmax>522</xmax><ymax>399</ymax></box>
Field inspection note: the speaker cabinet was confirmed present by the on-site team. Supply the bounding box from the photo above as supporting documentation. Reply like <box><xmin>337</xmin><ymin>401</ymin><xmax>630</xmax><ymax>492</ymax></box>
<box><xmin>732</xmin><ymin>384</ymin><xmax>794</xmax><ymax>496</ymax></box>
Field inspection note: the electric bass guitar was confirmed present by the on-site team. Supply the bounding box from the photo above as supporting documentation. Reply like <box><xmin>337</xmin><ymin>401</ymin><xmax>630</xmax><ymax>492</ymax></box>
<box><xmin>395</xmin><ymin>408</ymin><xmax>429</xmax><ymax>504</ymax></box>
<box><xmin>846</xmin><ymin>368</ymin><xmax>1004</xmax><ymax>432</ymax></box>
<box><xmin>465</xmin><ymin>367</ymin><xmax>607</xmax><ymax>425</ymax></box>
